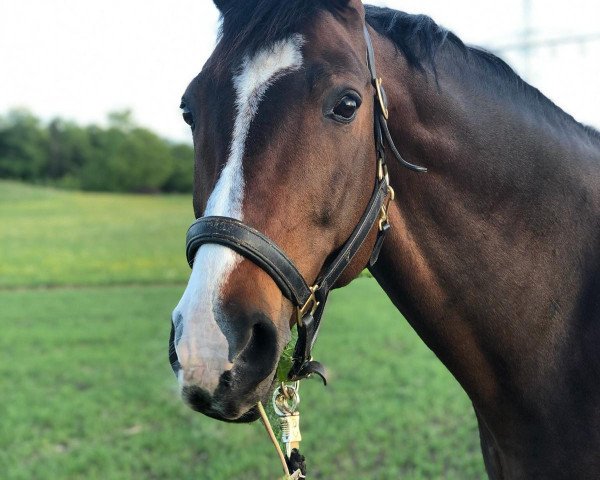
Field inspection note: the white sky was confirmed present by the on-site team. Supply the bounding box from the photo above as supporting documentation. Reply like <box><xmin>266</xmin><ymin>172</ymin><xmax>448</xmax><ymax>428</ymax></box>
<box><xmin>1</xmin><ymin>0</ymin><xmax>599</xmax><ymax>143</ymax></box>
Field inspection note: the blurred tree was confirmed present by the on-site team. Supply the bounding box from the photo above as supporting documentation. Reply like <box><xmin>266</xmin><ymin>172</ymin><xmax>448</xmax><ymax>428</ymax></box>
<box><xmin>163</xmin><ymin>143</ymin><xmax>194</xmax><ymax>192</ymax></box>
<box><xmin>79</xmin><ymin>125</ymin><xmax>127</xmax><ymax>191</ymax></box>
<box><xmin>46</xmin><ymin>118</ymin><xmax>93</xmax><ymax>182</ymax></box>
<box><xmin>0</xmin><ymin>109</ymin><xmax>49</xmax><ymax>181</ymax></box>
<box><xmin>104</xmin><ymin>127</ymin><xmax>173</xmax><ymax>192</ymax></box>
<box><xmin>0</xmin><ymin>108</ymin><xmax>194</xmax><ymax>193</ymax></box>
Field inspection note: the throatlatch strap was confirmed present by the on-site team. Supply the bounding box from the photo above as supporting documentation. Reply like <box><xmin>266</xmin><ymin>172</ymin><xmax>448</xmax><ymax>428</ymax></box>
<box><xmin>316</xmin><ymin>178</ymin><xmax>389</xmax><ymax>293</ymax></box>
<box><xmin>287</xmin><ymin>176</ymin><xmax>390</xmax><ymax>383</ymax></box>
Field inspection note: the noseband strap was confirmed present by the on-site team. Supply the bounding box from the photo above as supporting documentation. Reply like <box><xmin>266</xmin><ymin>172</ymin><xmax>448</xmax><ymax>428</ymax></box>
<box><xmin>184</xmin><ymin>25</ymin><xmax>426</xmax><ymax>385</ymax></box>
<box><xmin>186</xmin><ymin>176</ymin><xmax>390</xmax><ymax>384</ymax></box>
<box><xmin>186</xmin><ymin>217</ymin><xmax>312</xmax><ymax>307</ymax></box>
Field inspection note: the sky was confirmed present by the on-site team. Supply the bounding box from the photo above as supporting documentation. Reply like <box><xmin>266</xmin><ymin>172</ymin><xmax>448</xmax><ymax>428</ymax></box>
<box><xmin>1</xmin><ymin>0</ymin><xmax>599</xmax><ymax>143</ymax></box>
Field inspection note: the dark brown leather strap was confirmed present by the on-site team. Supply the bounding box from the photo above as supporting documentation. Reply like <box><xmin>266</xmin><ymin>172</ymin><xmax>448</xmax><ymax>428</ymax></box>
<box><xmin>288</xmin><ymin>175</ymin><xmax>389</xmax><ymax>383</ymax></box>
<box><xmin>316</xmin><ymin>178</ymin><xmax>389</xmax><ymax>293</ymax></box>
<box><xmin>186</xmin><ymin>217</ymin><xmax>312</xmax><ymax>308</ymax></box>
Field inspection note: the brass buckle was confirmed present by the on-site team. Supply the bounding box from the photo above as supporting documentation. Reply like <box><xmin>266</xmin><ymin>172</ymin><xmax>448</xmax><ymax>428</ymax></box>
<box><xmin>375</xmin><ymin>77</ymin><xmax>389</xmax><ymax>120</ymax></box>
<box><xmin>377</xmin><ymin>158</ymin><xmax>390</xmax><ymax>183</ymax></box>
<box><xmin>296</xmin><ymin>284</ymin><xmax>319</xmax><ymax>326</ymax></box>
<box><xmin>378</xmin><ymin>185</ymin><xmax>396</xmax><ymax>231</ymax></box>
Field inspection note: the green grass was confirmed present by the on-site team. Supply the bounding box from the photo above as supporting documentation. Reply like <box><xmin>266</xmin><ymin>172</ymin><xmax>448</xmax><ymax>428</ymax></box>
<box><xmin>1</xmin><ymin>283</ymin><xmax>484</xmax><ymax>479</ymax></box>
<box><xmin>0</xmin><ymin>181</ymin><xmax>486</xmax><ymax>479</ymax></box>
<box><xmin>0</xmin><ymin>181</ymin><xmax>192</xmax><ymax>288</ymax></box>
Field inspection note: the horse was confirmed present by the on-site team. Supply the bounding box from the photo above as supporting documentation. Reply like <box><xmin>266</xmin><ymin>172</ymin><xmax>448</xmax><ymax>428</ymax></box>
<box><xmin>169</xmin><ymin>1</ymin><xmax>600</xmax><ymax>478</ymax></box>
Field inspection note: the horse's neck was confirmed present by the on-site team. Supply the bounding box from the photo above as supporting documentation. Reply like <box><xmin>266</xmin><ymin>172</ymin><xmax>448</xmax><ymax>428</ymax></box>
<box><xmin>370</xmin><ymin>34</ymin><xmax>600</xmax><ymax>437</ymax></box>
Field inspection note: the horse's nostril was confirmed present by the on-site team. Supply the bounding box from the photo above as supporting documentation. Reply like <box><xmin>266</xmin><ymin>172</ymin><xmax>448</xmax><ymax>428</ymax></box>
<box><xmin>236</xmin><ymin>315</ymin><xmax>278</xmax><ymax>376</ymax></box>
<box><xmin>250</xmin><ymin>322</ymin><xmax>273</xmax><ymax>354</ymax></box>
<box><xmin>182</xmin><ymin>385</ymin><xmax>212</xmax><ymax>412</ymax></box>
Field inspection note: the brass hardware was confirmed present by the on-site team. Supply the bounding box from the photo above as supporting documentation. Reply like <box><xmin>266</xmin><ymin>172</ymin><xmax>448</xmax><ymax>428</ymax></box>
<box><xmin>273</xmin><ymin>384</ymin><xmax>302</xmax><ymax>458</ymax></box>
<box><xmin>296</xmin><ymin>284</ymin><xmax>319</xmax><ymax>326</ymax></box>
<box><xmin>387</xmin><ymin>184</ymin><xmax>395</xmax><ymax>201</ymax></box>
<box><xmin>378</xmin><ymin>185</ymin><xmax>396</xmax><ymax>231</ymax></box>
<box><xmin>378</xmin><ymin>158</ymin><xmax>390</xmax><ymax>183</ymax></box>
<box><xmin>378</xmin><ymin>206</ymin><xmax>388</xmax><ymax>231</ymax></box>
<box><xmin>273</xmin><ymin>384</ymin><xmax>301</xmax><ymax>416</ymax></box>
<box><xmin>280</xmin><ymin>381</ymin><xmax>300</xmax><ymax>400</ymax></box>
<box><xmin>375</xmin><ymin>77</ymin><xmax>389</xmax><ymax>120</ymax></box>
<box><xmin>279</xmin><ymin>413</ymin><xmax>302</xmax><ymax>458</ymax></box>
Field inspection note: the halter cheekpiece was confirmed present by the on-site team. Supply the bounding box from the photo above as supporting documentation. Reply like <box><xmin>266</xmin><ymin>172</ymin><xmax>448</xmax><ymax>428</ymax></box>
<box><xmin>185</xmin><ymin>25</ymin><xmax>426</xmax><ymax>385</ymax></box>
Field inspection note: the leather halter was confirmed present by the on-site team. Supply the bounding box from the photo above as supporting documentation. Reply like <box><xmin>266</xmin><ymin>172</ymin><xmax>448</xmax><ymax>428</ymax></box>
<box><xmin>185</xmin><ymin>26</ymin><xmax>426</xmax><ymax>385</ymax></box>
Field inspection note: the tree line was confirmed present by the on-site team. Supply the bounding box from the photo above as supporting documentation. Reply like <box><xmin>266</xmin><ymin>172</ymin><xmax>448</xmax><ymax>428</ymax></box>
<box><xmin>0</xmin><ymin>109</ymin><xmax>194</xmax><ymax>193</ymax></box>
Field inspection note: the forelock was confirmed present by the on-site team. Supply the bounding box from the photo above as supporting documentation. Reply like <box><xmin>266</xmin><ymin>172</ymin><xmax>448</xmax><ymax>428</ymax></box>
<box><xmin>217</xmin><ymin>0</ymin><xmax>351</xmax><ymax>63</ymax></box>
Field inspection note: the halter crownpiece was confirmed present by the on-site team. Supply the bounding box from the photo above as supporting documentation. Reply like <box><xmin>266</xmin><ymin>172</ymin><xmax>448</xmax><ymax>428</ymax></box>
<box><xmin>185</xmin><ymin>25</ymin><xmax>426</xmax><ymax>385</ymax></box>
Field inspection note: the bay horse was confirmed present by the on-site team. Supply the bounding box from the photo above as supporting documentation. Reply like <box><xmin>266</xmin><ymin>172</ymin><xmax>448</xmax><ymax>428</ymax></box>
<box><xmin>170</xmin><ymin>1</ymin><xmax>600</xmax><ymax>478</ymax></box>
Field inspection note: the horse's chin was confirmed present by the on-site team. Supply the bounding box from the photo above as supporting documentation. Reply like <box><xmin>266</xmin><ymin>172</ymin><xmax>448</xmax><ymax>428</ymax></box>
<box><xmin>181</xmin><ymin>373</ymin><xmax>276</xmax><ymax>424</ymax></box>
<box><xmin>198</xmin><ymin>404</ymin><xmax>261</xmax><ymax>423</ymax></box>
<box><xmin>183</xmin><ymin>390</ymin><xmax>267</xmax><ymax>423</ymax></box>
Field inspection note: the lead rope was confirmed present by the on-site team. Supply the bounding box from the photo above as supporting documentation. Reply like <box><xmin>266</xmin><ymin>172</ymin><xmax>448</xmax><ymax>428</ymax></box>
<box><xmin>257</xmin><ymin>401</ymin><xmax>293</xmax><ymax>478</ymax></box>
<box><xmin>257</xmin><ymin>383</ymin><xmax>306</xmax><ymax>479</ymax></box>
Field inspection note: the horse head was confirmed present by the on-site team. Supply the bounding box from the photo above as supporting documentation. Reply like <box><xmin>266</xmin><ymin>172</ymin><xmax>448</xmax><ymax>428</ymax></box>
<box><xmin>170</xmin><ymin>0</ymin><xmax>383</xmax><ymax>422</ymax></box>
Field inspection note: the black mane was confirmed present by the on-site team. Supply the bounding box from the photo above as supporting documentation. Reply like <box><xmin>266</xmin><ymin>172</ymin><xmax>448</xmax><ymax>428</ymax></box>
<box><xmin>216</xmin><ymin>1</ymin><xmax>598</xmax><ymax>141</ymax></box>
<box><xmin>363</xmin><ymin>6</ymin><xmax>599</xmax><ymax>141</ymax></box>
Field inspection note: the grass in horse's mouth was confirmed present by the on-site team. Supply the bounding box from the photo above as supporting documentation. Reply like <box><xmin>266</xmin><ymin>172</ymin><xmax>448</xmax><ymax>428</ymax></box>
<box><xmin>276</xmin><ymin>330</ymin><xmax>298</xmax><ymax>383</ymax></box>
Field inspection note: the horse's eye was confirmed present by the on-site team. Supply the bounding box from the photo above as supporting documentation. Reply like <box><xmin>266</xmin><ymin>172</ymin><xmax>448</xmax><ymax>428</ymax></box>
<box><xmin>180</xmin><ymin>103</ymin><xmax>195</xmax><ymax>130</ymax></box>
<box><xmin>331</xmin><ymin>94</ymin><xmax>360</xmax><ymax>122</ymax></box>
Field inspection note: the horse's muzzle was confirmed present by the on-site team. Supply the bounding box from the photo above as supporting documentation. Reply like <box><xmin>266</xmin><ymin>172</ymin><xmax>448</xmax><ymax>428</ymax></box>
<box><xmin>169</xmin><ymin>310</ymin><xmax>280</xmax><ymax>422</ymax></box>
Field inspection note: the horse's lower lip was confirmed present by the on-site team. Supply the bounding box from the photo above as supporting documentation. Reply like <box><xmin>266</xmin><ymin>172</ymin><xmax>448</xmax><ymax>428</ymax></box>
<box><xmin>230</xmin><ymin>405</ymin><xmax>260</xmax><ymax>423</ymax></box>
<box><xmin>182</xmin><ymin>386</ymin><xmax>261</xmax><ymax>423</ymax></box>
<box><xmin>200</xmin><ymin>404</ymin><xmax>260</xmax><ymax>423</ymax></box>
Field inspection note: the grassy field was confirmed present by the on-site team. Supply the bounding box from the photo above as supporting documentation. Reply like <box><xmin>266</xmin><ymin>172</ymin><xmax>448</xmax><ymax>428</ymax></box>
<box><xmin>0</xmin><ymin>181</ymin><xmax>486</xmax><ymax>479</ymax></box>
<box><xmin>0</xmin><ymin>181</ymin><xmax>192</xmax><ymax>288</ymax></box>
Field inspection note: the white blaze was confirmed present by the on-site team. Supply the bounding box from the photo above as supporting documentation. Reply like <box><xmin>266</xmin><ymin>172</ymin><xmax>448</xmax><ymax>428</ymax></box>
<box><xmin>173</xmin><ymin>35</ymin><xmax>305</xmax><ymax>394</ymax></box>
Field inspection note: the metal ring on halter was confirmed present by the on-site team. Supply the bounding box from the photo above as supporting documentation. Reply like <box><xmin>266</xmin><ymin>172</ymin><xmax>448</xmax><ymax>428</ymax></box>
<box><xmin>280</xmin><ymin>381</ymin><xmax>300</xmax><ymax>400</ymax></box>
<box><xmin>273</xmin><ymin>384</ymin><xmax>300</xmax><ymax>416</ymax></box>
